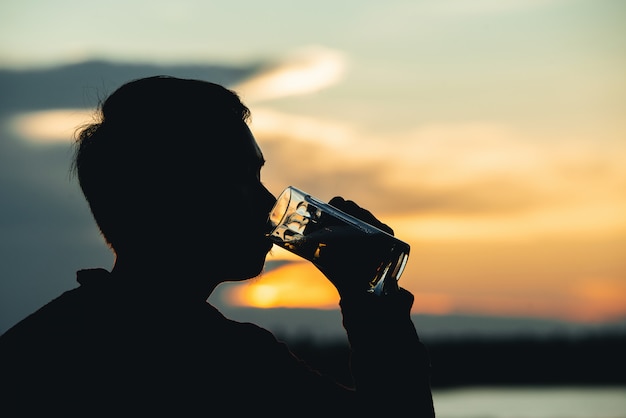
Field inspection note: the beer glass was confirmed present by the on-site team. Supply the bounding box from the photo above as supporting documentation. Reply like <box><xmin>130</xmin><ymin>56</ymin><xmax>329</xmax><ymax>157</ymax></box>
<box><xmin>267</xmin><ymin>186</ymin><xmax>410</xmax><ymax>295</ymax></box>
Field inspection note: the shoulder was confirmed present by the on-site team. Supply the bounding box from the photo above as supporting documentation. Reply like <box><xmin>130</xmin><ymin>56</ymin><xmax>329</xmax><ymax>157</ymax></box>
<box><xmin>0</xmin><ymin>286</ymin><xmax>84</xmax><ymax>345</ymax></box>
<box><xmin>0</xmin><ymin>268</ymin><xmax>121</xmax><ymax>352</ymax></box>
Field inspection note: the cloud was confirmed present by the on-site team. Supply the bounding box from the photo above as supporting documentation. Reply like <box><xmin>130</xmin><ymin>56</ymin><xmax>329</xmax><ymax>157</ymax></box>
<box><xmin>5</xmin><ymin>48</ymin><xmax>347</xmax><ymax>145</ymax></box>
<box><xmin>232</xmin><ymin>45</ymin><xmax>348</xmax><ymax>102</ymax></box>
<box><xmin>15</xmin><ymin>100</ymin><xmax>623</xmax><ymax>244</ymax></box>
<box><xmin>9</xmin><ymin>108</ymin><xmax>95</xmax><ymax>145</ymax></box>
<box><xmin>252</xmin><ymin>110</ymin><xmax>626</xmax><ymax>242</ymax></box>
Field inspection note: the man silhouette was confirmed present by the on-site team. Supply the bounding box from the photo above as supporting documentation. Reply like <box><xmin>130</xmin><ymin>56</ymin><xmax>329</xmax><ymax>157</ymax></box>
<box><xmin>0</xmin><ymin>76</ymin><xmax>435</xmax><ymax>417</ymax></box>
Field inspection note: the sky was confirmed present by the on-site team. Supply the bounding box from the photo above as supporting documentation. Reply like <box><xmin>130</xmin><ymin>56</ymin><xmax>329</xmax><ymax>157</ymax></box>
<box><xmin>1</xmin><ymin>0</ymin><xmax>625</xmax><ymax>334</ymax></box>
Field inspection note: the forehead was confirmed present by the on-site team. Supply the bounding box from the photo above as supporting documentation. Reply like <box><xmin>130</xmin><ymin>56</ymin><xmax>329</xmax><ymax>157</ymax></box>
<box><xmin>242</xmin><ymin>124</ymin><xmax>263</xmax><ymax>161</ymax></box>
<box><xmin>219</xmin><ymin>121</ymin><xmax>265</xmax><ymax>170</ymax></box>
<box><xmin>240</xmin><ymin>123</ymin><xmax>264</xmax><ymax>165</ymax></box>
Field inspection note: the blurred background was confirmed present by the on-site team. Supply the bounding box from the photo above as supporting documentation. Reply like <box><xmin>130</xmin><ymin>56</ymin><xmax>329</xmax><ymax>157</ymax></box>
<box><xmin>1</xmin><ymin>1</ymin><xmax>625</xmax><ymax>416</ymax></box>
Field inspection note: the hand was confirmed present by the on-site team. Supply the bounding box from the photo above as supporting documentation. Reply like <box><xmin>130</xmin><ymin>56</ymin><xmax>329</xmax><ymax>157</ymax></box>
<box><xmin>310</xmin><ymin>197</ymin><xmax>399</xmax><ymax>298</ymax></box>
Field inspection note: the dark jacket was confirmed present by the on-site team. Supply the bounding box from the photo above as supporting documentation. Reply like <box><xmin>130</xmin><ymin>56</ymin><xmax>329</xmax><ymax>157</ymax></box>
<box><xmin>0</xmin><ymin>268</ymin><xmax>434</xmax><ymax>417</ymax></box>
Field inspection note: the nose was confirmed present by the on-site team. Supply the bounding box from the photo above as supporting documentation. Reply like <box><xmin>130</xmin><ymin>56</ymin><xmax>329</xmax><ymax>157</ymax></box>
<box><xmin>260</xmin><ymin>185</ymin><xmax>277</xmax><ymax>230</ymax></box>
<box><xmin>262</xmin><ymin>185</ymin><xmax>276</xmax><ymax>210</ymax></box>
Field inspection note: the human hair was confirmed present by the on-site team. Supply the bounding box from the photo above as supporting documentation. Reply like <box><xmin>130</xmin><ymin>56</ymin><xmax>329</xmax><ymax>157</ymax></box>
<box><xmin>72</xmin><ymin>75</ymin><xmax>251</xmax><ymax>253</ymax></box>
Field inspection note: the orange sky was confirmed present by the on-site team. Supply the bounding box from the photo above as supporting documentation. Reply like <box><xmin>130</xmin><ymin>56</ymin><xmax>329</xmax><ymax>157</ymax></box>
<box><xmin>224</xmin><ymin>229</ymin><xmax>626</xmax><ymax>323</ymax></box>
<box><xmin>11</xmin><ymin>50</ymin><xmax>625</xmax><ymax>324</ymax></box>
<box><xmin>219</xmin><ymin>86</ymin><xmax>626</xmax><ymax>323</ymax></box>
<box><xmin>7</xmin><ymin>0</ymin><xmax>625</xmax><ymax>324</ymax></box>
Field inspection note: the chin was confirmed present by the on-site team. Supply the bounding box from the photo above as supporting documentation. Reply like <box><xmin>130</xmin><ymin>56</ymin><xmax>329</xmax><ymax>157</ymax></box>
<box><xmin>228</xmin><ymin>257</ymin><xmax>268</xmax><ymax>282</ymax></box>
<box><xmin>215</xmin><ymin>240</ymin><xmax>271</xmax><ymax>279</ymax></box>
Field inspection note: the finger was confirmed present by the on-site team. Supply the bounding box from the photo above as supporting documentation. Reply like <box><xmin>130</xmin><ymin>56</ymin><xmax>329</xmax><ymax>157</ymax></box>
<box><xmin>328</xmin><ymin>197</ymin><xmax>394</xmax><ymax>235</ymax></box>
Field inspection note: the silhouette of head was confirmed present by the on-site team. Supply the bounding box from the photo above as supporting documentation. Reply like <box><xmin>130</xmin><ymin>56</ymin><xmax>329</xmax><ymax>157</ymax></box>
<box><xmin>73</xmin><ymin>76</ymin><xmax>275</xmax><ymax>281</ymax></box>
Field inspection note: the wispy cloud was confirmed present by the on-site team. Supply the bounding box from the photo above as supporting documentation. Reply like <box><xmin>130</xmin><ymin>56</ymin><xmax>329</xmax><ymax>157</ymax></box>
<box><xmin>254</xmin><ymin>112</ymin><xmax>626</xmax><ymax>232</ymax></box>
<box><xmin>12</xmin><ymin>95</ymin><xmax>624</xmax><ymax>243</ymax></box>
<box><xmin>232</xmin><ymin>45</ymin><xmax>348</xmax><ymax>102</ymax></box>
<box><xmin>8</xmin><ymin>108</ymin><xmax>95</xmax><ymax>145</ymax></box>
<box><xmin>7</xmin><ymin>46</ymin><xmax>348</xmax><ymax>145</ymax></box>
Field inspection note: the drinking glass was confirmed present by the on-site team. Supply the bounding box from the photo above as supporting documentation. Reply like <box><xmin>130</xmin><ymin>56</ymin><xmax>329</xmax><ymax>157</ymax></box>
<box><xmin>267</xmin><ymin>186</ymin><xmax>410</xmax><ymax>295</ymax></box>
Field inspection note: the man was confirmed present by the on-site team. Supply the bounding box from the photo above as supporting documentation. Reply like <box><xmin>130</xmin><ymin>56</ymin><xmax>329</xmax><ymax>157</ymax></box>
<box><xmin>0</xmin><ymin>76</ymin><xmax>435</xmax><ymax>417</ymax></box>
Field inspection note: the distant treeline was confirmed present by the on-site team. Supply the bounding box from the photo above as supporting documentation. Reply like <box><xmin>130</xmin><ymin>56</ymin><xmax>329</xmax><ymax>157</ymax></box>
<box><xmin>281</xmin><ymin>332</ymin><xmax>626</xmax><ymax>388</ymax></box>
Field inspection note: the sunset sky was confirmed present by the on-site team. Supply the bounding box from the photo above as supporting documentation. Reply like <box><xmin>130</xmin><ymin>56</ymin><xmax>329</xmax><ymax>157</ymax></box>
<box><xmin>1</xmin><ymin>0</ymin><xmax>625</xmax><ymax>327</ymax></box>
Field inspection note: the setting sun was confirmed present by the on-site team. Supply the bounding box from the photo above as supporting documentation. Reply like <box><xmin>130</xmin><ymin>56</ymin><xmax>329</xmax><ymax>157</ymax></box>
<box><xmin>226</xmin><ymin>257</ymin><xmax>340</xmax><ymax>309</ymax></box>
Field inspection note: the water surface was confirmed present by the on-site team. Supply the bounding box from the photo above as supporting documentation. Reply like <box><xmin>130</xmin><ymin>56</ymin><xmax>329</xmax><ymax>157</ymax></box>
<box><xmin>432</xmin><ymin>386</ymin><xmax>626</xmax><ymax>418</ymax></box>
